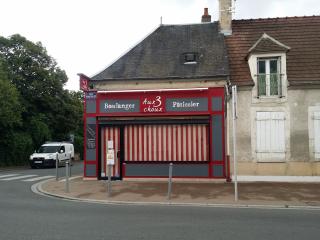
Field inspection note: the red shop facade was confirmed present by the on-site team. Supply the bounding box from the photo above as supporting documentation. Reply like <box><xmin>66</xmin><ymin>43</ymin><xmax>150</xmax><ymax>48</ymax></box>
<box><xmin>83</xmin><ymin>87</ymin><xmax>228</xmax><ymax>180</ymax></box>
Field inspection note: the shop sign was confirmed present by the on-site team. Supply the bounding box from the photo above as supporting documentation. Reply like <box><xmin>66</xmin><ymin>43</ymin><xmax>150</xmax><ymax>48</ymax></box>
<box><xmin>141</xmin><ymin>95</ymin><xmax>165</xmax><ymax>113</ymax></box>
<box><xmin>86</xmin><ymin>92</ymin><xmax>96</xmax><ymax>100</ymax></box>
<box><xmin>100</xmin><ymin>99</ymin><xmax>140</xmax><ymax>113</ymax></box>
<box><xmin>166</xmin><ymin>98</ymin><xmax>208</xmax><ymax>112</ymax></box>
<box><xmin>80</xmin><ymin>78</ymin><xmax>88</xmax><ymax>91</ymax></box>
<box><xmin>99</xmin><ymin>96</ymin><xmax>209</xmax><ymax>113</ymax></box>
<box><xmin>106</xmin><ymin>149</ymin><xmax>115</xmax><ymax>165</ymax></box>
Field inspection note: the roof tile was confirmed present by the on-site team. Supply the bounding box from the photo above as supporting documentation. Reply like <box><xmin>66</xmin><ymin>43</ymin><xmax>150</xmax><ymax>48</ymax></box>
<box><xmin>92</xmin><ymin>23</ymin><xmax>229</xmax><ymax>81</ymax></box>
<box><xmin>226</xmin><ymin>16</ymin><xmax>320</xmax><ymax>85</ymax></box>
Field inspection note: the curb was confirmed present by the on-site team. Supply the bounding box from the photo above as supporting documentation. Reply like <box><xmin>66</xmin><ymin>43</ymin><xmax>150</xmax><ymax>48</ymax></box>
<box><xmin>31</xmin><ymin>179</ymin><xmax>320</xmax><ymax>211</ymax></box>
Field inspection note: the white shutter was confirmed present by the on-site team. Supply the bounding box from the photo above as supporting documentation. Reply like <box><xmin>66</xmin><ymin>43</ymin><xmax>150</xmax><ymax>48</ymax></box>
<box><xmin>314</xmin><ymin>112</ymin><xmax>320</xmax><ymax>158</ymax></box>
<box><xmin>270</xmin><ymin>112</ymin><xmax>285</xmax><ymax>152</ymax></box>
<box><xmin>256</xmin><ymin>111</ymin><xmax>285</xmax><ymax>154</ymax></box>
<box><xmin>256</xmin><ymin>112</ymin><xmax>270</xmax><ymax>152</ymax></box>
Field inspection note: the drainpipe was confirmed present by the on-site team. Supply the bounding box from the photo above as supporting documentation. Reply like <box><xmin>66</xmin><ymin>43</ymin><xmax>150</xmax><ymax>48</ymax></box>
<box><xmin>225</xmin><ymin>77</ymin><xmax>232</xmax><ymax>182</ymax></box>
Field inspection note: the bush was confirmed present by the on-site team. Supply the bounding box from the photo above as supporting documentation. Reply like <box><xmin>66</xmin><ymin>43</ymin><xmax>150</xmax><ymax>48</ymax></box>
<box><xmin>7</xmin><ymin>132</ymin><xmax>33</xmax><ymax>166</ymax></box>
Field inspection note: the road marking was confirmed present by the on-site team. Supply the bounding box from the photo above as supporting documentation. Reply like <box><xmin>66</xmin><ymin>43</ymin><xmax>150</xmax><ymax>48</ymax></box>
<box><xmin>22</xmin><ymin>175</ymin><xmax>54</xmax><ymax>182</ymax></box>
<box><xmin>59</xmin><ymin>176</ymin><xmax>81</xmax><ymax>182</ymax></box>
<box><xmin>0</xmin><ymin>174</ymin><xmax>19</xmax><ymax>179</ymax></box>
<box><xmin>0</xmin><ymin>174</ymin><xmax>38</xmax><ymax>181</ymax></box>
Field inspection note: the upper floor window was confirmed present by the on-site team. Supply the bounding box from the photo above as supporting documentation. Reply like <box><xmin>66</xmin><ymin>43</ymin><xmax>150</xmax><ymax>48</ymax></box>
<box><xmin>257</xmin><ymin>57</ymin><xmax>282</xmax><ymax>97</ymax></box>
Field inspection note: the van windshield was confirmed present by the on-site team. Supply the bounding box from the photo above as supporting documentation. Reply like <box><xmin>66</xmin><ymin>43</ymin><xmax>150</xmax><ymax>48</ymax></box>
<box><xmin>38</xmin><ymin>146</ymin><xmax>59</xmax><ymax>153</ymax></box>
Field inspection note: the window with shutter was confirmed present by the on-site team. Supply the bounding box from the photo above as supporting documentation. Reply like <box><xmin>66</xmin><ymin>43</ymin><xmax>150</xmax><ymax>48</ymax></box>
<box><xmin>256</xmin><ymin>111</ymin><xmax>286</xmax><ymax>161</ymax></box>
<box><xmin>314</xmin><ymin>111</ymin><xmax>320</xmax><ymax>158</ymax></box>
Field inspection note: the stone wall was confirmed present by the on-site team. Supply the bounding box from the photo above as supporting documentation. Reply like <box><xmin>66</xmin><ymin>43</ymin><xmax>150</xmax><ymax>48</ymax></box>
<box><xmin>228</xmin><ymin>87</ymin><xmax>320</xmax><ymax>176</ymax></box>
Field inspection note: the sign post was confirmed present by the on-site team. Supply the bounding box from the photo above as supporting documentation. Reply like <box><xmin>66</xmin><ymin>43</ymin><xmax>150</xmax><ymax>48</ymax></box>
<box><xmin>106</xmin><ymin>141</ymin><xmax>115</xmax><ymax>198</ymax></box>
<box><xmin>65</xmin><ymin>160</ymin><xmax>70</xmax><ymax>193</ymax></box>
<box><xmin>107</xmin><ymin>164</ymin><xmax>112</xmax><ymax>197</ymax></box>
<box><xmin>55</xmin><ymin>152</ymin><xmax>59</xmax><ymax>181</ymax></box>
<box><xmin>167</xmin><ymin>163</ymin><xmax>173</xmax><ymax>201</ymax></box>
<box><xmin>232</xmin><ymin>85</ymin><xmax>238</xmax><ymax>202</ymax></box>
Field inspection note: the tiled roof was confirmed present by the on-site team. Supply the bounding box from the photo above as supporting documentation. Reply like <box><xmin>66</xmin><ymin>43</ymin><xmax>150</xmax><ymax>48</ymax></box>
<box><xmin>226</xmin><ymin>16</ymin><xmax>320</xmax><ymax>86</ymax></box>
<box><xmin>92</xmin><ymin>23</ymin><xmax>229</xmax><ymax>81</ymax></box>
<box><xmin>248</xmin><ymin>33</ymin><xmax>290</xmax><ymax>54</ymax></box>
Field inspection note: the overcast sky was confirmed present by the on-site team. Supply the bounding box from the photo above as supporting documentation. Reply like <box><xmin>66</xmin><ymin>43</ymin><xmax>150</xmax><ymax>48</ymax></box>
<box><xmin>1</xmin><ymin>0</ymin><xmax>319</xmax><ymax>90</ymax></box>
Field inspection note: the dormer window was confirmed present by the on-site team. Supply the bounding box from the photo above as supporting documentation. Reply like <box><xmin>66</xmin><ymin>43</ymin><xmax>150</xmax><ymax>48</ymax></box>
<box><xmin>257</xmin><ymin>57</ymin><xmax>282</xmax><ymax>97</ymax></box>
<box><xmin>183</xmin><ymin>52</ymin><xmax>198</xmax><ymax>64</ymax></box>
<box><xmin>247</xmin><ymin>33</ymin><xmax>290</xmax><ymax>101</ymax></box>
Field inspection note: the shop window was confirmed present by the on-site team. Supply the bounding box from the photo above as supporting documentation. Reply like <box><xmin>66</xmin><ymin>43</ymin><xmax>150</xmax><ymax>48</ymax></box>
<box><xmin>256</xmin><ymin>111</ymin><xmax>285</xmax><ymax>161</ymax></box>
<box><xmin>124</xmin><ymin>124</ymin><xmax>209</xmax><ymax>162</ymax></box>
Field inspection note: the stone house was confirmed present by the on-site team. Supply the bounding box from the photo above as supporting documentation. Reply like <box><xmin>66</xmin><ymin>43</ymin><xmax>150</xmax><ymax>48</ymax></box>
<box><xmin>226</xmin><ymin>15</ymin><xmax>320</xmax><ymax>176</ymax></box>
<box><xmin>79</xmin><ymin>7</ymin><xmax>230</xmax><ymax>179</ymax></box>
<box><xmin>79</xmin><ymin>0</ymin><xmax>320</xmax><ymax>179</ymax></box>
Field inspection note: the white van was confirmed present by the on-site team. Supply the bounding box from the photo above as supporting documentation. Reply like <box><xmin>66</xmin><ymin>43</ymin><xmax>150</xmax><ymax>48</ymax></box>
<box><xmin>29</xmin><ymin>142</ymin><xmax>74</xmax><ymax>168</ymax></box>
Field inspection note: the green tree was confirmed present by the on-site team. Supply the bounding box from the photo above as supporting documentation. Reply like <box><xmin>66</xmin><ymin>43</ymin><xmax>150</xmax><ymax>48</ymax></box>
<box><xmin>0</xmin><ymin>58</ymin><xmax>22</xmax><ymax>130</ymax></box>
<box><xmin>6</xmin><ymin>132</ymin><xmax>33</xmax><ymax>166</ymax></box>
<box><xmin>67</xmin><ymin>91</ymin><xmax>84</xmax><ymax>159</ymax></box>
<box><xmin>0</xmin><ymin>58</ymin><xmax>24</xmax><ymax>166</ymax></box>
<box><xmin>28</xmin><ymin>114</ymin><xmax>51</xmax><ymax>148</ymax></box>
<box><xmin>0</xmin><ymin>34</ymin><xmax>68</xmax><ymax>124</ymax></box>
<box><xmin>0</xmin><ymin>34</ymin><xmax>83</xmax><ymax>166</ymax></box>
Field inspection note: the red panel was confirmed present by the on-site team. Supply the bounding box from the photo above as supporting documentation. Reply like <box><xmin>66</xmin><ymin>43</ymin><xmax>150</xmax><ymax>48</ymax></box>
<box><xmin>96</xmin><ymin>88</ymin><xmax>224</xmax><ymax>117</ymax></box>
<box><xmin>103</xmin><ymin>128</ymin><xmax>106</xmax><ymax>175</ymax></box>
<box><xmin>141</xmin><ymin>95</ymin><xmax>165</xmax><ymax>113</ymax></box>
<box><xmin>84</xmin><ymin>87</ymin><xmax>227</xmax><ymax>179</ymax></box>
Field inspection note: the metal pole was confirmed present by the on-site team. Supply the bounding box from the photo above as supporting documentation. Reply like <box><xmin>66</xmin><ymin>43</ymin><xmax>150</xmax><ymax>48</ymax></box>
<box><xmin>69</xmin><ymin>156</ymin><xmax>72</xmax><ymax>177</ymax></box>
<box><xmin>55</xmin><ymin>152</ymin><xmax>59</xmax><ymax>181</ymax></box>
<box><xmin>232</xmin><ymin>85</ymin><xmax>238</xmax><ymax>202</ymax></box>
<box><xmin>167</xmin><ymin>163</ymin><xmax>173</xmax><ymax>201</ymax></box>
<box><xmin>107</xmin><ymin>164</ymin><xmax>112</xmax><ymax>197</ymax></box>
<box><xmin>65</xmin><ymin>160</ymin><xmax>69</xmax><ymax>193</ymax></box>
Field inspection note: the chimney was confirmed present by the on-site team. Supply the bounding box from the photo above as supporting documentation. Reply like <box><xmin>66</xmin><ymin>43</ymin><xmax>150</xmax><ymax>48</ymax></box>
<box><xmin>201</xmin><ymin>8</ymin><xmax>211</xmax><ymax>23</ymax></box>
<box><xmin>219</xmin><ymin>0</ymin><xmax>232</xmax><ymax>35</ymax></box>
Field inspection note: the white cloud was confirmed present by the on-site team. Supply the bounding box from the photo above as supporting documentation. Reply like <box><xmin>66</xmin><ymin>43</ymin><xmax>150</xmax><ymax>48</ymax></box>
<box><xmin>234</xmin><ymin>0</ymin><xmax>319</xmax><ymax>19</ymax></box>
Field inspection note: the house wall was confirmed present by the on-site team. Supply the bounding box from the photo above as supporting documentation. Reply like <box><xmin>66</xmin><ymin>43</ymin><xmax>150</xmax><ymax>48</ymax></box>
<box><xmin>229</xmin><ymin>87</ymin><xmax>320</xmax><ymax>176</ymax></box>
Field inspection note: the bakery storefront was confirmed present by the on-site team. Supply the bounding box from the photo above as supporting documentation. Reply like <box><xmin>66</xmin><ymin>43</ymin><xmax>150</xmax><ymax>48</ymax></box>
<box><xmin>83</xmin><ymin>87</ymin><xmax>228</xmax><ymax>180</ymax></box>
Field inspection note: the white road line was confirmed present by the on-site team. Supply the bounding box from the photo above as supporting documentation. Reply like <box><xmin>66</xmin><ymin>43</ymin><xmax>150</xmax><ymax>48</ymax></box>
<box><xmin>22</xmin><ymin>175</ymin><xmax>54</xmax><ymax>182</ymax></box>
<box><xmin>0</xmin><ymin>174</ymin><xmax>38</xmax><ymax>181</ymax></box>
<box><xmin>0</xmin><ymin>174</ymin><xmax>19</xmax><ymax>179</ymax></box>
<box><xmin>59</xmin><ymin>176</ymin><xmax>81</xmax><ymax>182</ymax></box>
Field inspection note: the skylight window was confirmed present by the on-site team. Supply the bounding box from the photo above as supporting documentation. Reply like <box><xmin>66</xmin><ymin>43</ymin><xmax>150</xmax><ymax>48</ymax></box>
<box><xmin>183</xmin><ymin>52</ymin><xmax>198</xmax><ymax>64</ymax></box>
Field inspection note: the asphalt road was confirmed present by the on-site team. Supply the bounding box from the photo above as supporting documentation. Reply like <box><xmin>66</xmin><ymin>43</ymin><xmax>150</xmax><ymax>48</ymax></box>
<box><xmin>1</xmin><ymin>163</ymin><xmax>320</xmax><ymax>240</ymax></box>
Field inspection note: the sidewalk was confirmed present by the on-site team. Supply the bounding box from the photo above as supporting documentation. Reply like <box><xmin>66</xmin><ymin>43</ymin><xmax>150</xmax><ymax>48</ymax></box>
<box><xmin>37</xmin><ymin>176</ymin><xmax>320</xmax><ymax>208</ymax></box>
